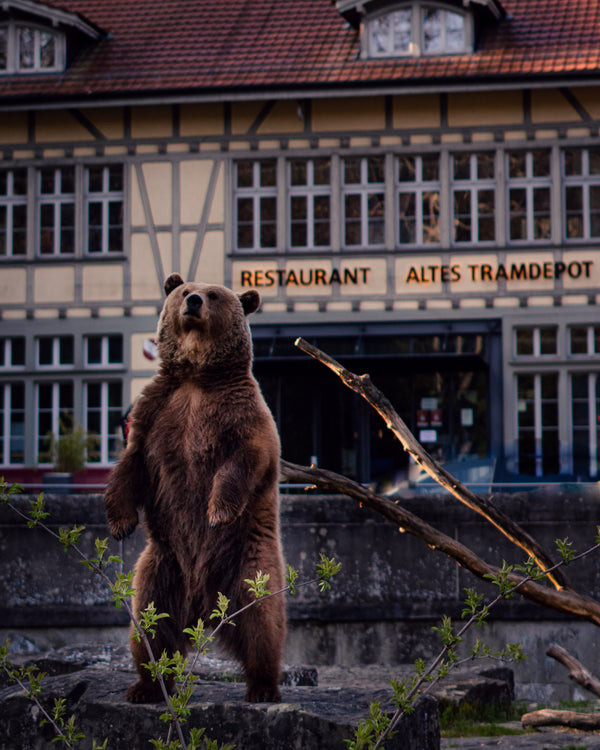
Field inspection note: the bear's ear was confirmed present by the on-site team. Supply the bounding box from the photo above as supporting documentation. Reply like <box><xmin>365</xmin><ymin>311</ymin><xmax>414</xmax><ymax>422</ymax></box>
<box><xmin>239</xmin><ymin>290</ymin><xmax>260</xmax><ymax>316</ymax></box>
<box><xmin>164</xmin><ymin>273</ymin><xmax>184</xmax><ymax>296</ymax></box>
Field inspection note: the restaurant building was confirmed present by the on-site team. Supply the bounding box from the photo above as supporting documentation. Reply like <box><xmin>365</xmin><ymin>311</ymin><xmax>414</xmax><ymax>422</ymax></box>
<box><xmin>1</xmin><ymin>0</ymin><xmax>600</xmax><ymax>488</ymax></box>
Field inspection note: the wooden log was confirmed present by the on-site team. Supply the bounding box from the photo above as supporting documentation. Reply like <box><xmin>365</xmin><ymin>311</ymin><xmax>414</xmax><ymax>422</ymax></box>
<box><xmin>522</xmin><ymin>708</ymin><xmax>600</xmax><ymax>729</ymax></box>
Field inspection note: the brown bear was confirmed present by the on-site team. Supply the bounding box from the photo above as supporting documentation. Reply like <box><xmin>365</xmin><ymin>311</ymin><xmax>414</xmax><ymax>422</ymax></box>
<box><xmin>104</xmin><ymin>273</ymin><xmax>286</xmax><ymax>704</ymax></box>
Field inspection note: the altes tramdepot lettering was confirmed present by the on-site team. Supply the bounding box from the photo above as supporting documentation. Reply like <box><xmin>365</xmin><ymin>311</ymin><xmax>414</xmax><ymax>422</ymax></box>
<box><xmin>405</xmin><ymin>260</ymin><xmax>593</xmax><ymax>284</ymax></box>
<box><xmin>238</xmin><ymin>259</ymin><xmax>593</xmax><ymax>289</ymax></box>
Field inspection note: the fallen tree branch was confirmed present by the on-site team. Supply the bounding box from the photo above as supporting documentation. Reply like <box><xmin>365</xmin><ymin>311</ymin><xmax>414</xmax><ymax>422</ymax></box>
<box><xmin>547</xmin><ymin>643</ymin><xmax>600</xmax><ymax>697</ymax></box>
<box><xmin>293</xmin><ymin>336</ymin><xmax>571</xmax><ymax>591</ymax></box>
<box><xmin>281</xmin><ymin>459</ymin><xmax>600</xmax><ymax>626</ymax></box>
<box><xmin>522</xmin><ymin>708</ymin><xmax>600</xmax><ymax>730</ymax></box>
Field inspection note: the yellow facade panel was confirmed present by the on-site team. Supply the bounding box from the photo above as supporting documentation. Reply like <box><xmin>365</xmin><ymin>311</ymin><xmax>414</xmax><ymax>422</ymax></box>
<box><xmin>531</xmin><ymin>89</ymin><xmax>583</xmax><ymax>124</ymax></box>
<box><xmin>34</xmin><ymin>266</ymin><xmax>75</xmax><ymax>303</ymax></box>
<box><xmin>312</xmin><ymin>97</ymin><xmax>386</xmax><ymax>132</ymax></box>
<box><xmin>393</xmin><ymin>94</ymin><xmax>440</xmax><ymax>130</ymax></box>
<box><xmin>79</xmin><ymin>107</ymin><xmax>125</xmax><ymax>140</ymax></box>
<box><xmin>180</xmin><ymin>160</ymin><xmax>213</xmax><ymax>225</ymax></box>
<box><xmin>0</xmin><ymin>112</ymin><xmax>28</xmax><ymax>144</ymax></box>
<box><xmin>194</xmin><ymin>230</ymin><xmax>225</xmax><ymax>284</ymax></box>
<box><xmin>131</xmin><ymin>235</ymin><xmax>161</xmax><ymax>300</ymax></box>
<box><xmin>448</xmin><ymin>91</ymin><xmax>523</xmax><ymax>127</ymax></box>
<box><xmin>180</xmin><ymin>103</ymin><xmax>225</xmax><ymax>137</ymax></box>
<box><xmin>569</xmin><ymin>87</ymin><xmax>600</xmax><ymax>120</ymax></box>
<box><xmin>257</xmin><ymin>100</ymin><xmax>305</xmax><ymax>135</ymax></box>
<box><xmin>232</xmin><ymin>101</ymin><xmax>264</xmax><ymax>135</ymax></box>
<box><xmin>81</xmin><ymin>264</ymin><xmax>123</xmax><ymax>302</ymax></box>
<box><xmin>157</xmin><ymin>232</ymin><xmax>173</xmax><ymax>278</ymax></box>
<box><xmin>131</xmin><ymin>105</ymin><xmax>173</xmax><ymax>139</ymax></box>
<box><xmin>130</xmin><ymin>164</ymin><xmax>145</xmax><ymax>227</ymax></box>
<box><xmin>0</xmin><ymin>268</ymin><xmax>27</xmax><ymax>304</ymax></box>
<box><xmin>142</xmin><ymin>162</ymin><xmax>172</xmax><ymax>225</ymax></box>
<box><xmin>35</xmin><ymin>111</ymin><xmax>95</xmax><ymax>143</ymax></box>
<box><xmin>208</xmin><ymin>164</ymin><xmax>224</xmax><ymax>224</ymax></box>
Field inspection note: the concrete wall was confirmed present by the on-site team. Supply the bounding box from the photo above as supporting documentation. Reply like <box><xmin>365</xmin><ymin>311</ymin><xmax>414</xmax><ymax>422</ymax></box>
<box><xmin>1</xmin><ymin>488</ymin><xmax>600</xmax><ymax>702</ymax></box>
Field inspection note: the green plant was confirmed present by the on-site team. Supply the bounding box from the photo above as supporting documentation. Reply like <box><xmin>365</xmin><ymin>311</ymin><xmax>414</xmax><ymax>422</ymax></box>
<box><xmin>42</xmin><ymin>419</ymin><xmax>99</xmax><ymax>473</ymax></box>
<box><xmin>0</xmin><ymin>478</ymin><xmax>341</xmax><ymax>750</ymax></box>
<box><xmin>439</xmin><ymin>700</ymin><xmax>529</xmax><ymax>738</ymax></box>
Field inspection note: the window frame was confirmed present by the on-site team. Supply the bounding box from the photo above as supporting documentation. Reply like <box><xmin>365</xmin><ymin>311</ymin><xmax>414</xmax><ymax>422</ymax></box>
<box><xmin>36</xmin><ymin>335</ymin><xmax>75</xmax><ymax>370</ymax></box>
<box><xmin>287</xmin><ymin>158</ymin><xmax>332</xmax><ymax>251</ymax></box>
<box><xmin>0</xmin><ymin>21</ymin><xmax>65</xmax><ymax>74</ymax></box>
<box><xmin>234</xmin><ymin>159</ymin><xmax>278</xmax><ymax>252</ymax></box>
<box><xmin>342</xmin><ymin>155</ymin><xmax>386</xmax><ymax>248</ymax></box>
<box><xmin>84</xmin><ymin>165</ymin><xmax>125</xmax><ymax>255</ymax></box>
<box><xmin>84</xmin><ymin>379</ymin><xmax>123</xmax><ymax>465</ymax></box>
<box><xmin>451</xmin><ymin>151</ymin><xmax>497</xmax><ymax>245</ymax></box>
<box><xmin>506</xmin><ymin>149</ymin><xmax>553</xmax><ymax>244</ymax></box>
<box><xmin>0</xmin><ymin>381</ymin><xmax>25</xmax><ymax>466</ymax></box>
<box><xmin>84</xmin><ymin>334</ymin><xmax>124</xmax><ymax>368</ymax></box>
<box><xmin>563</xmin><ymin>147</ymin><xmax>600</xmax><ymax>242</ymax></box>
<box><xmin>364</xmin><ymin>1</ymin><xmax>472</xmax><ymax>59</ymax></box>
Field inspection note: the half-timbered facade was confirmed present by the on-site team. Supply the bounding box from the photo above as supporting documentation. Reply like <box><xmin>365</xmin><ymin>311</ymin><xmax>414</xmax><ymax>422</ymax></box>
<box><xmin>1</xmin><ymin>0</ymin><xmax>600</xmax><ymax>488</ymax></box>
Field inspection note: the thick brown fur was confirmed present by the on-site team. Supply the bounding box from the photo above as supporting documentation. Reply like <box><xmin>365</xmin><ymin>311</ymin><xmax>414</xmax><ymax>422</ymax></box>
<box><xmin>104</xmin><ymin>273</ymin><xmax>286</xmax><ymax>704</ymax></box>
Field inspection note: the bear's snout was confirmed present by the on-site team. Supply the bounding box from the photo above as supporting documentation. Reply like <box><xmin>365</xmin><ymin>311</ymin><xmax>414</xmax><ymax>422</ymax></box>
<box><xmin>184</xmin><ymin>293</ymin><xmax>203</xmax><ymax>317</ymax></box>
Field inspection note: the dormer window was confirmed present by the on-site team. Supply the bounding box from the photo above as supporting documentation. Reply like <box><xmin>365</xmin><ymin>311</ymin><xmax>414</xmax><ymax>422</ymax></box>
<box><xmin>366</xmin><ymin>3</ymin><xmax>471</xmax><ymax>58</ymax></box>
<box><xmin>0</xmin><ymin>21</ymin><xmax>64</xmax><ymax>73</ymax></box>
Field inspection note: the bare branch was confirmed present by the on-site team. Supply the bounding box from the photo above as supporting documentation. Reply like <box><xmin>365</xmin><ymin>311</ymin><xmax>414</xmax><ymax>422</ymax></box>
<box><xmin>547</xmin><ymin>643</ymin><xmax>600</xmax><ymax>697</ymax></box>
<box><xmin>522</xmin><ymin>708</ymin><xmax>600</xmax><ymax>730</ymax></box>
<box><xmin>281</xmin><ymin>459</ymin><xmax>600</xmax><ymax>626</ymax></box>
<box><xmin>293</xmin><ymin>336</ymin><xmax>571</xmax><ymax>591</ymax></box>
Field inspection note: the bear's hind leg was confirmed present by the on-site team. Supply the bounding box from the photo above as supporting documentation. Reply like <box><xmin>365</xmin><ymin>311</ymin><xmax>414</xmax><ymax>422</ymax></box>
<box><xmin>126</xmin><ymin>544</ymin><xmax>187</xmax><ymax>704</ymax></box>
<box><xmin>223</xmin><ymin>591</ymin><xmax>286</xmax><ymax>703</ymax></box>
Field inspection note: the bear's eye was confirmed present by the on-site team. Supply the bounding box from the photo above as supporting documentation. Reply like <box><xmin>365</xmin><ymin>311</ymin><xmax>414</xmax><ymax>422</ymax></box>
<box><xmin>181</xmin><ymin>289</ymin><xmax>189</xmax><ymax>298</ymax></box>
<box><xmin>207</xmin><ymin>291</ymin><xmax>218</xmax><ymax>301</ymax></box>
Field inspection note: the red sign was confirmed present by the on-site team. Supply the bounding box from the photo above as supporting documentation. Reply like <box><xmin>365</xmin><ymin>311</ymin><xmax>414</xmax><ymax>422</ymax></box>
<box><xmin>430</xmin><ymin>409</ymin><xmax>443</xmax><ymax>427</ymax></box>
<box><xmin>416</xmin><ymin>410</ymin><xmax>429</xmax><ymax>427</ymax></box>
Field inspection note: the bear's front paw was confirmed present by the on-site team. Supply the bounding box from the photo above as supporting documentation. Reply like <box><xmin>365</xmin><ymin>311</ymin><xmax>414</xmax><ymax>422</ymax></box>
<box><xmin>207</xmin><ymin>502</ymin><xmax>238</xmax><ymax>528</ymax></box>
<box><xmin>108</xmin><ymin>514</ymin><xmax>138</xmax><ymax>541</ymax></box>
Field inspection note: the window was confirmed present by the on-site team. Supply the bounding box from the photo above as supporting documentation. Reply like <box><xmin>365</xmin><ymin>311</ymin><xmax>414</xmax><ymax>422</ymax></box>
<box><xmin>85</xmin><ymin>381</ymin><xmax>122</xmax><ymax>464</ymax></box>
<box><xmin>571</xmin><ymin>372</ymin><xmax>600</xmax><ymax>478</ymax></box>
<box><xmin>37</xmin><ymin>336</ymin><xmax>74</xmax><ymax>368</ymax></box>
<box><xmin>0</xmin><ymin>382</ymin><xmax>25</xmax><ymax>465</ymax></box>
<box><xmin>36</xmin><ymin>382</ymin><xmax>74</xmax><ymax>462</ymax></box>
<box><xmin>0</xmin><ymin>337</ymin><xmax>25</xmax><ymax>368</ymax></box>
<box><xmin>343</xmin><ymin>156</ymin><xmax>385</xmax><ymax>247</ymax></box>
<box><xmin>235</xmin><ymin>160</ymin><xmax>277</xmax><ymax>250</ymax></box>
<box><xmin>288</xmin><ymin>158</ymin><xmax>331</xmax><ymax>249</ymax></box>
<box><xmin>38</xmin><ymin>167</ymin><xmax>75</xmax><ymax>255</ymax></box>
<box><xmin>517</xmin><ymin>373</ymin><xmax>559</xmax><ymax>477</ymax></box>
<box><xmin>452</xmin><ymin>152</ymin><xmax>495</xmax><ymax>243</ymax></box>
<box><xmin>0</xmin><ymin>168</ymin><xmax>27</xmax><ymax>257</ymax></box>
<box><xmin>85</xmin><ymin>165</ymin><xmax>124</xmax><ymax>254</ymax></box>
<box><xmin>563</xmin><ymin>147</ymin><xmax>600</xmax><ymax>241</ymax></box>
<box><xmin>397</xmin><ymin>154</ymin><xmax>440</xmax><ymax>245</ymax></box>
<box><xmin>366</xmin><ymin>3</ymin><xmax>470</xmax><ymax>58</ymax></box>
<box><xmin>85</xmin><ymin>335</ymin><xmax>123</xmax><ymax>367</ymax></box>
<box><xmin>507</xmin><ymin>150</ymin><xmax>551</xmax><ymax>242</ymax></box>
<box><xmin>0</xmin><ymin>22</ymin><xmax>64</xmax><ymax>74</ymax></box>
<box><xmin>515</xmin><ymin>327</ymin><xmax>557</xmax><ymax>357</ymax></box>
<box><xmin>570</xmin><ymin>326</ymin><xmax>600</xmax><ymax>356</ymax></box>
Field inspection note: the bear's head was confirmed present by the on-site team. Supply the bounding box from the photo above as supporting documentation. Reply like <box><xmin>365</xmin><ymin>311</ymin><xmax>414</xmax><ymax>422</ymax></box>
<box><xmin>157</xmin><ymin>273</ymin><xmax>260</xmax><ymax>376</ymax></box>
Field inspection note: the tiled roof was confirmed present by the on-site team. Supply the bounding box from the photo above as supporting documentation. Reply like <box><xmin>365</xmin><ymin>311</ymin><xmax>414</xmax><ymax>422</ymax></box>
<box><xmin>2</xmin><ymin>0</ymin><xmax>600</xmax><ymax>103</ymax></box>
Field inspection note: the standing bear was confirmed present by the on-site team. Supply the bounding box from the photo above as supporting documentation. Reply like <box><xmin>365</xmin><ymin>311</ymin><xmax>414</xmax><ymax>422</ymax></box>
<box><xmin>104</xmin><ymin>273</ymin><xmax>286</xmax><ymax>703</ymax></box>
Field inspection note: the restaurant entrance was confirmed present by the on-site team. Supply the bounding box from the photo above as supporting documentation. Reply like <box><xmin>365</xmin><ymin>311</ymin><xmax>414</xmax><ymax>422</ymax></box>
<box><xmin>253</xmin><ymin>321</ymin><xmax>502</xmax><ymax>490</ymax></box>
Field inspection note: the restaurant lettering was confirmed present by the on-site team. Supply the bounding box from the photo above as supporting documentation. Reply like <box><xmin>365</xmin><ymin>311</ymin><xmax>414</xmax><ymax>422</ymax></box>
<box><xmin>240</xmin><ymin>267</ymin><xmax>371</xmax><ymax>287</ymax></box>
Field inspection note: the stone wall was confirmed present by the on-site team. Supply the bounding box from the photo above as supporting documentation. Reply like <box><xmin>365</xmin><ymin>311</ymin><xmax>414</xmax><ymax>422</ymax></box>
<box><xmin>1</xmin><ymin>486</ymin><xmax>600</xmax><ymax>701</ymax></box>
